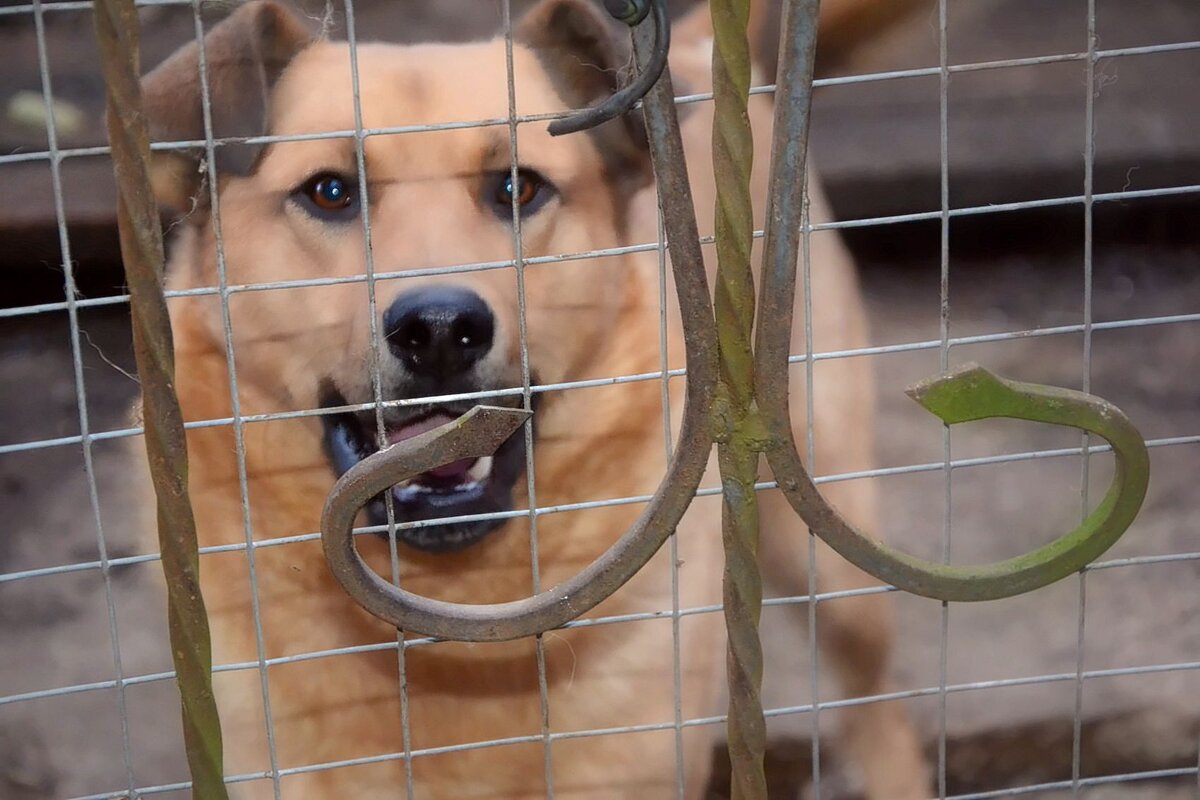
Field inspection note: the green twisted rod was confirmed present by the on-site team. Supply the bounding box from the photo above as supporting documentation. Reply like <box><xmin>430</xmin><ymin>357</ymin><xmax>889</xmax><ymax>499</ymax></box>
<box><xmin>708</xmin><ymin>0</ymin><xmax>769</xmax><ymax>796</ymax></box>
<box><xmin>92</xmin><ymin>0</ymin><xmax>228</xmax><ymax>796</ymax></box>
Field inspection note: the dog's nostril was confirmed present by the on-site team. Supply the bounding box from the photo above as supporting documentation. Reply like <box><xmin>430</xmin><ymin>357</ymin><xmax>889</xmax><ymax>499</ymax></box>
<box><xmin>452</xmin><ymin>317</ymin><xmax>484</xmax><ymax>348</ymax></box>
<box><xmin>383</xmin><ymin>286</ymin><xmax>495</xmax><ymax>378</ymax></box>
<box><xmin>401</xmin><ymin>319</ymin><xmax>431</xmax><ymax>349</ymax></box>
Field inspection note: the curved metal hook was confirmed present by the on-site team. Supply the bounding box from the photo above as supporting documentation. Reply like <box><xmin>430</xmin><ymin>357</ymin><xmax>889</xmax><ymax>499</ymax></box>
<box><xmin>321</xmin><ymin>23</ymin><xmax>717</xmax><ymax>642</ymax></box>
<box><xmin>759</xmin><ymin>363</ymin><xmax>1150</xmax><ymax>601</ymax></box>
<box><xmin>547</xmin><ymin>0</ymin><xmax>669</xmax><ymax>136</ymax></box>
<box><xmin>321</xmin><ymin>384</ymin><xmax>714</xmax><ymax>641</ymax></box>
<box><xmin>750</xmin><ymin>0</ymin><xmax>1147</xmax><ymax>601</ymax></box>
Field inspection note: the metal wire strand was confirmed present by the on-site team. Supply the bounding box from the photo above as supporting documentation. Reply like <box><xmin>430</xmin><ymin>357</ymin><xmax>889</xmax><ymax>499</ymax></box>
<box><xmin>1071</xmin><ymin>0</ymin><xmax>1100</xmax><ymax>793</ymax></box>
<box><xmin>5</xmin><ymin>38</ymin><xmax>1200</xmax><ymax>168</ymax></box>
<box><xmin>500</xmin><ymin>0</ymin><xmax>555</xmax><ymax>791</ymax></box>
<box><xmin>188</xmin><ymin>0</ymin><xmax>284</xmax><ymax>793</ymax></box>
<box><xmin>3</xmin><ymin>432</ymin><xmax>1193</xmax><ymax>589</ymax></box>
<box><xmin>657</xmin><ymin>196</ymin><xmax>688</xmax><ymax>798</ymax></box>
<box><xmin>7</xmin><ymin>564</ymin><xmax>1200</xmax><ymax>711</ymax></box>
<box><xmin>338</xmin><ymin>0</ymin><xmax>418</xmax><ymax>791</ymax></box>
<box><xmin>937</xmin><ymin>0</ymin><xmax>952</xmax><ymax>795</ymax></box>
<box><xmin>31</xmin><ymin>1</ymin><xmax>137</xmax><ymax>794</ymax></box>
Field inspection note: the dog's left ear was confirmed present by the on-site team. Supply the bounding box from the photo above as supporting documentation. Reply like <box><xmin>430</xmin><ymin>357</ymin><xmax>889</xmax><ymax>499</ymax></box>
<box><xmin>137</xmin><ymin>1</ymin><xmax>315</xmax><ymax>210</ymax></box>
<box><xmin>516</xmin><ymin>0</ymin><xmax>651</xmax><ymax>185</ymax></box>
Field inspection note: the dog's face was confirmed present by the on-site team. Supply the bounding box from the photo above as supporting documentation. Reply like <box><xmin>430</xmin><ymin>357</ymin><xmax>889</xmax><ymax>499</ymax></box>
<box><xmin>145</xmin><ymin>0</ymin><xmax>652</xmax><ymax>553</ymax></box>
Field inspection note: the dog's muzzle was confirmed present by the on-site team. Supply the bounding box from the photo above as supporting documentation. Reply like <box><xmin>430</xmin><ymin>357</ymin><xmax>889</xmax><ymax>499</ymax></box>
<box><xmin>320</xmin><ymin>386</ymin><xmax>529</xmax><ymax>553</ymax></box>
<box><xmin>318</xmin><ymin>284</ymin><xmax>530</xmax><ymax>553</ymax></box>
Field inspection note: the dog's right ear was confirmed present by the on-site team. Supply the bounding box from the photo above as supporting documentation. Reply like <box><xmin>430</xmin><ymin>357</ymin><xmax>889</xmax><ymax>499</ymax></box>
<box><xmin>139</xmin><ymin>0</ymin><xmax>314</xmax><ymax>211</ymax></box>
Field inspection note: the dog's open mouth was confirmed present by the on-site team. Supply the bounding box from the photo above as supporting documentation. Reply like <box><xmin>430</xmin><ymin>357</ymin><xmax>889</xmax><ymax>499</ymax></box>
<box><xmin>319</xmin><ymin>385</ymin><xmax>528</xmax><ymax>553</ymax></box>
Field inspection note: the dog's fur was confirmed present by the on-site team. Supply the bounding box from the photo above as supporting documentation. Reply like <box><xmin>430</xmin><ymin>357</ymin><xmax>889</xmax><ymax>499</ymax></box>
<box><xmin>136</xmin><ymin>1</ymin><xmax>928</xmax><ymax>796</ymax></box>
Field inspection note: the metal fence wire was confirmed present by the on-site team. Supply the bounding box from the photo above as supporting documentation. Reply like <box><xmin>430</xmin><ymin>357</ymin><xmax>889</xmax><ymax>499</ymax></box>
<box><xmin>1</xmin><ymin>0</ymin><xmax>1198</xmax><ymax>798</ymax></box>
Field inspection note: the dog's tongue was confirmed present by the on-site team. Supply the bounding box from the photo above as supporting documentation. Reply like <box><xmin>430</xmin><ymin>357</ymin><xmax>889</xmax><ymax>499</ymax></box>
<box><xmin>388</xmin><ymin>413</ymin><xmax>475</xmax><ymax>480</ymax></box>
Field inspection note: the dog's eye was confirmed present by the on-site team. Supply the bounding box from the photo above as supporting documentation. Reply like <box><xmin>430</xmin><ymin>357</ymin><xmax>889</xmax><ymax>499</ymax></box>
<box><xmin>497</xmin><ymin>170</ymin><xmax>540</xmax><ymax>207</ymax></box>
<box><xmin>311</xmin><ymin>175</ymin><xmax>352</xmax><ymax>210</ymax></box>
<box><xmin>293</xmin><ymin>172</ymin><xmax>359</xmax><ymax>220</ymax></box>
<box><xmin>490</xmin><ymin>169</ymin><xmax>553</xmax><ymax>217</ymax></box>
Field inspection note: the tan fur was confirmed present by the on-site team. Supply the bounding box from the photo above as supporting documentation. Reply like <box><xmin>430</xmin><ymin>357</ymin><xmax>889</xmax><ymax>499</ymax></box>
<box><xmin>817</xmin><ymin>0</ymin><xmax>929</xmax><ymax>59</ymax></box>
<box><xmin>138</xmin><ymin>1</ymin><xmax>928</xmax><ymax>797</ymax></box>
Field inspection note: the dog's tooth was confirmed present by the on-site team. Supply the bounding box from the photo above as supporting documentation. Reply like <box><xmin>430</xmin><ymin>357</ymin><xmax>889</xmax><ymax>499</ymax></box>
<box><xmin>467</xmin><ymin>456</ymin><xmax>493</xmax><ymax>481</ymax></box>
<box><xmin>391</xmin><ymin>482</ymin><xmax>419</xmax><ymax>504</ymax></box>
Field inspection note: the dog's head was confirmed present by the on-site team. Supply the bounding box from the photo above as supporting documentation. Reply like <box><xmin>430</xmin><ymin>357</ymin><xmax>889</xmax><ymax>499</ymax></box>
<box><xmin>143</xmin><ymin>0</ymin><xmax>655</xmax><ymax>553</ymax></box>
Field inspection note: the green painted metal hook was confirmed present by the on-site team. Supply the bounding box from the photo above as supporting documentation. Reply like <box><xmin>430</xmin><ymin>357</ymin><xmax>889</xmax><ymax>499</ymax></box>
<box><xmin>748</xmin><ymin>0</ymin><xmax>1150</xmax><ymax>604</ymax></box>
<box><xmin>764</xmin><ymin>363</ymin><xmax>1150</xmax><ymax>602</ymax></box>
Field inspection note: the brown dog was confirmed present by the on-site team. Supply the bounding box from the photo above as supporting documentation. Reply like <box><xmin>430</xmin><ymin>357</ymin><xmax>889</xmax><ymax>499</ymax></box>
<box><xmin>135</xmin><ymin>0</ymin><xmax>928</xmax><ymax>796</ymax></box>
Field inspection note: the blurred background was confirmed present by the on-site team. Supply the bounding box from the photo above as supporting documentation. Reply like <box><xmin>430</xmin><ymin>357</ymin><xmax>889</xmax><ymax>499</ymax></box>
<box><xmin>1</xmin><ymin>0</ymin><xmax>1197</xmax><ymax>797</ymax></box>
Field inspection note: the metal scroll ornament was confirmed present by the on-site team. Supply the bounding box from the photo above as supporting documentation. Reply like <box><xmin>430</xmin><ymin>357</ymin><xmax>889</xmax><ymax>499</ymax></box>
<box><xmin>324</xmin><ymin>0</ymin><xmax>718</xmax><ymax>643</ymax></box>
<box><xmin>320</xmin><ymin>0</ymin><xmax>1150</xmax><ymax>641</ymax></box>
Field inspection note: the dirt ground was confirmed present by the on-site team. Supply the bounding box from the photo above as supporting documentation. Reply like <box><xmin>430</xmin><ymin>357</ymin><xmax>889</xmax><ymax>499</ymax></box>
<box><xmin>1</xmin><ymin>1</ymin><xmax>1198</xmax><ymax>798</ymax></box>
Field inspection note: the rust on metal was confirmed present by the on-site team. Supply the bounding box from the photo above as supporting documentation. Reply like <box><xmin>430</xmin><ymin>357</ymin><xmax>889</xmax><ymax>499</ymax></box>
<box><xmin>92</xmin><ymin>0</ymin><xmax>228</xmax><ymax>796</ymax></box>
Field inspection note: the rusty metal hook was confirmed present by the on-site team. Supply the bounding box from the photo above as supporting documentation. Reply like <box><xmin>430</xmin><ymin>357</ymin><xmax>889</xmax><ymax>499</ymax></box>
<box><xmin>321</xmin><ymin>20</ymin><xmax>717</xmax><ymax>642</ymax></box>
<box><xmin>547</xmin><ymin>0</ymin><xmax>669</xmax><ymax>136</ymax></box>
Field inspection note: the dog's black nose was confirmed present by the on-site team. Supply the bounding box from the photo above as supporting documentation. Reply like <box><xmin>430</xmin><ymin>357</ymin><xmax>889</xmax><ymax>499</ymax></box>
<box><xmin>383</xmin><ymin>286</ymin><xmax>495</xmax><ymax>378</ymax></box>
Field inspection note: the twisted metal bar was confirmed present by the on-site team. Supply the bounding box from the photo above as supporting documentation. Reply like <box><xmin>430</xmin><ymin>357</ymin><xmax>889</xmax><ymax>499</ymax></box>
<box><xmin>92</xmin><ymin>0</ymin><xmax>228</xmax><ymax>796</ymax></box>
<box><xmin>321</xmin><ymin>15</ymin><xmax>719</xmax><ymax>642</ymax></box>
<box><xmin>708</xmin><ymin>0</ymin><xmax>767</xmax><ymax>795</ymax></box>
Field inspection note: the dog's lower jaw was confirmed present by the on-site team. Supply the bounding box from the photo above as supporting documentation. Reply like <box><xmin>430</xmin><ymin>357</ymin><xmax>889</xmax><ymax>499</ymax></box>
<box><xmin>318</xmin><ymin>383</ymin><xmax>530</xmax><ymax>554</ymax></box>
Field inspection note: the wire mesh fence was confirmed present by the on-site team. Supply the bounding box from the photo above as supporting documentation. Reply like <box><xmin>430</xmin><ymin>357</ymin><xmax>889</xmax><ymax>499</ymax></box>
<box><xmin>1</xmin><ymin>0</ymin><xmax>1198</xmax><ymax>798</ymax></box>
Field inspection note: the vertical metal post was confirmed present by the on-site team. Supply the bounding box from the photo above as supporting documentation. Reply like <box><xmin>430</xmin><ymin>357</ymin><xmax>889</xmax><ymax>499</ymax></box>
<box><xmin>92</xmin><ymin>0</ymin><xmax>228</xmax><ymax>796</ymax></box>
<box><xmin>710</xmin><ymin>0</ymin><xmax>767</xmax><ymax>796</ymax></box>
